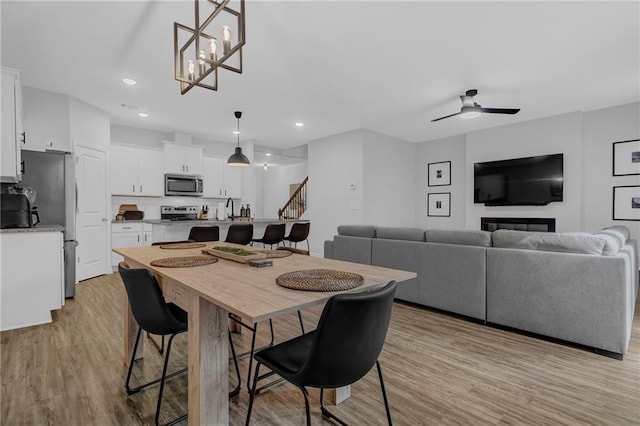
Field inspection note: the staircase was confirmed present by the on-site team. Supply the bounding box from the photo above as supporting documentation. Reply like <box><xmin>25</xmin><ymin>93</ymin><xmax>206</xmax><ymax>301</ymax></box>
<box><xmin>278</xmin><ymin>176</ymin><xmax>308</xmax><ymax>220</ymax></box>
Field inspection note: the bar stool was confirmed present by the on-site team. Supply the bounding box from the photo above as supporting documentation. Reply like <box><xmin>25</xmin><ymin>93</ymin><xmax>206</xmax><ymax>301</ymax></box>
<box><xmin>188</xmin><ymin>226</ymin><xmax>220</xmax><ymax>242</ymax></box>
<box><xmin>225</xmin><ymin>223</ymin><xmax>254</xmax><ymax>245</ymax></box>
<box><xmin>283</xmin><ymin>222</ymin><xmax>310</xmax><ymax>252</ymax></box>
<box><xmin>251</xmin><ymin>223</ymin><xmax>286</xmax><ymax>249</ymax></box>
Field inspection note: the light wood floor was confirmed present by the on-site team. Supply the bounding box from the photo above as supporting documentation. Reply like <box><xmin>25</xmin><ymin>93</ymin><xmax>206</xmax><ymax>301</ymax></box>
<box><xmin>2</xmin><ymin>273</ymin><xmax>639</xmax><ymax>425</ymax></box>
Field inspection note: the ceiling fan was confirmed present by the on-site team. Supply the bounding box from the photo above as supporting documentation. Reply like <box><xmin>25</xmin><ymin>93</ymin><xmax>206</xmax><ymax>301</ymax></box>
<box><xmin>431</xmin><ymin>89</ymin><xmax>520</xmax><ymax>122</ymax></box>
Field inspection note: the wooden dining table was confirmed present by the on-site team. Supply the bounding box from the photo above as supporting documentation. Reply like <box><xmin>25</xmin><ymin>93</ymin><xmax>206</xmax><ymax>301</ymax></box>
<box><xmin>114</xmin><ymin>242</ymin><xmax>416</xmax><ymax>425</ymax></box>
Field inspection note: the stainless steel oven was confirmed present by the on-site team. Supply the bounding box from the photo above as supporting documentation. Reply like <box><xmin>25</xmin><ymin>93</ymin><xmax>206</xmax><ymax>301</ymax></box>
<box><xmin>165</xmin><ymin>174</ymin><xmax>203</xmax><ymax>196</ymax></box>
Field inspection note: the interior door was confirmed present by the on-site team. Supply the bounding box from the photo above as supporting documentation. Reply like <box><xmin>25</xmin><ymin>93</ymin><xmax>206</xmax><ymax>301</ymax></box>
<box><xmin>76</xmin><ymin>145</ymin><xmax>108</xmax><ymax>281</ymax></box>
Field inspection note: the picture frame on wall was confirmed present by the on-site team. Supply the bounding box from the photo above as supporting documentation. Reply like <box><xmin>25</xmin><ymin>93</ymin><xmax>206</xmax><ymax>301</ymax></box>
<box><xmin>428</xmin><ymin>161</ymin><xmax>451</xmax><ymax>186</ymax></box>
<box><xmin>612</xmin><ymin>139</ymin><xmax>640</xmax><ymax>176</ymax></box>
<box><xmin>427</xmin><ymin>192</ymin><xmax>451</xmax><ymax>217</ymax></box>
<box><xmin>613</xmin><ymin>185</ymin><xmax>640</xmax><ymax>221</ymax></box>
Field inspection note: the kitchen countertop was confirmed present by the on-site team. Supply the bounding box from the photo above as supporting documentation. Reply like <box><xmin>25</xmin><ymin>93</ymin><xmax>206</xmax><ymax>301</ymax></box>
<box><xmin>143</xmin><ymin>218</ymin><xmax>307</xmax><ymax>225</ymax></box>
<box><xmin>0</xmin><ymin>224</ymin><xmax>65</xmax><ymax>234</ymax></box>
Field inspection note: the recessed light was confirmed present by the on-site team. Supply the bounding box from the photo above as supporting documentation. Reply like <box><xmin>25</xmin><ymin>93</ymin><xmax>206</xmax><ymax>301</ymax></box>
<box><xmin>295</xmin><ymin>122</ymin><xmax>304</xmax><ymax>127</ymax></box>
<box><xmin>263</xmin><ymin>163</ymin><xmax>268</xmax><ymax>170</ymax></box>
<box><xmin>233</xmin><ymin>130</ymin><xmax>240</xmax><ymax>135</ymax></box>
<box><xmin>266</xmin><ymin>153</ymin><xmax>272</xmax><ymax>157</ymax></box>
<box><xmin>138</xmin><ymin>112</ymin><xmax>149</xmax><ymax>118</ymax></box>
<box><xmin>121</xmin><ymin>78</ymin><xmax>137</xmax><ymax>85</ymax></box>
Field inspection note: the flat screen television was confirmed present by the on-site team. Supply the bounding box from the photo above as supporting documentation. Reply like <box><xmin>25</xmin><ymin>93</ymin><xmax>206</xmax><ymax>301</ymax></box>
<box><xmin>474</xmin><ymin>153</ymin><xmax>563</xmax><ymax>206</ymax></box>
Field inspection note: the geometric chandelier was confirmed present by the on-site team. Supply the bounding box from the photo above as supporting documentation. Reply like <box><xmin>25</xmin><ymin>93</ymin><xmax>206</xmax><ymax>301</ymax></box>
<box><xmin>174</xmin><ymin>0</ymin><xmax>246</xmax><ymax>94</ymax></box>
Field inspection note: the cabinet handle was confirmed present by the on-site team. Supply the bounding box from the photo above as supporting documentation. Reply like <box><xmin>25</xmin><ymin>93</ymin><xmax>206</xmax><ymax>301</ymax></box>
<box><xmin>47</xmin><ymin>141</ymin><xmax>53</xmax><ymax>147</ymax></box>
<box><xmin>224</xmin><ymin>189</ymin><xmax>227</xmax><ymax>196</ymax></box>
<box><xmin>140</xmin><ymin>185</ymin><xmax>143</xmax><ymax>193</ymax></box>
<box><xmin>219</xmin><ymin>189</ymin><xmax>222</xmax><ymax>196</ymax></box>
<box><xmin>123</xmin><ymin>226</ymin><xmax>132</xmax><ymax>230</ymax></box>
<box><xmin>21</xmin><ymin>131</ymin><xmax>26</xmax><ymax>144</ymax></box>
<box><xmin>186</xmin><ymin>165</ymin><xmax>189</xmax><ymax>172</ymax></box>
<box><xmin>137</xmin><ymin>235</ymin><xmax>140</xmax><ymax>243</ymax></box>
<box><xmin>20</xmin><ymin>161</ymin><xmax>25</xmax><ymax>175</ymax></box>
<box><xmin>132</xmin><ymin>184</ymin><xmax>135</xmax><ymax>192</ymax></box>
<box><xmin>144</xmin><ymin>234</ymin><xmax>147</xmax><ymax>242</ymax></box>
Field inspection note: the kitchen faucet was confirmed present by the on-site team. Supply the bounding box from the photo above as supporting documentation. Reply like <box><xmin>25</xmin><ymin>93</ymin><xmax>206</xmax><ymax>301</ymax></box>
<box><xmin>226</xmin><ymin>198</ymin><xmax>234</xmax><ymax>220</ymax></box>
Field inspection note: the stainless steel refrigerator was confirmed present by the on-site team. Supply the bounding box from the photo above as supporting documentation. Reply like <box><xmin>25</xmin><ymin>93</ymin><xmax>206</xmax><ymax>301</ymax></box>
<box><xmin>20</xmin><ymin>150</ymin><xmax>78</xmax><ymax>298</ymax></box>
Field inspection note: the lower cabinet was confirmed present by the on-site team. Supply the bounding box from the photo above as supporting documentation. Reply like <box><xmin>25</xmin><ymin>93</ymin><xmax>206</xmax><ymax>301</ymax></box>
<box><xmin>0</xmin><ymin>231</ymin><xmax>63</xmax><ymax>331</ymax></box>
<box><xmin>111</xmin><ymin>222</ymin><xmax>152</xmax><ymax>268</ymax></box>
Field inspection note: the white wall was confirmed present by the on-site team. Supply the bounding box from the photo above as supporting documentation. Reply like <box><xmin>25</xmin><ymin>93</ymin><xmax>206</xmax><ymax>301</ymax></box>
<box><xmin>583</xmin><ymin>102</ymin><xmax>640</xmax><ymax>241</ymax></box>
<box><xmin>308</xmin><ymin>131</ymin><xmax>364</xmax><ymax>255</ymax></box>
<box><xmin>363</xmin><ymin>130</ymin><xmax>415</xmax><ymax>226</ymax></box>
<box><xmin>259</xmin><ymin>163</ymin><xmax>308</xmax><ymax>219</ymax></box>
<box><xmin>414</xmin><ymin>134</ymin><xmax>467</xmax><ymax>229</ymax></box>
<box><xmin>465</xmin><ymin>112</ymin><xmax>584</xmax><ymax>231</ymax></box>
<box><xmin>69</xmin><ymin>97</ymin><xmax>110</xmax><ymax>151</ymax></box>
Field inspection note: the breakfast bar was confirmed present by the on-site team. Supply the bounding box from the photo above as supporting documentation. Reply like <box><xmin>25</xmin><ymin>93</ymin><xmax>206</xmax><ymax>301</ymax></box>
<box><xmin>114</xmin><ymin>243</ymin><xmax>415</xmax><ymax>425</ymax></box>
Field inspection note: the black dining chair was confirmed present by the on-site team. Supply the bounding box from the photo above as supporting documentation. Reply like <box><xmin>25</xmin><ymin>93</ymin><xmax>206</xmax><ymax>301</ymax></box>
<box><xmin>188</xmin><ymin>225</ymin><xmax>220</xmax><ymax>242</ymax></box>
<box><xmin>251</xmin><ymin>223</ymin><xmax>286</xmax><ymax>249</ymax></box>
<box><xmin>225</xmin><ymin>223</ymin><xmax>254</xmax><ymax>245</ymax></box>
<box><xmin>245</xmin><ymin>281</ymin><xmax>397</xmax><ymax>426</ymax></box>
<box><xmin>119</xmin><ymin>262</ymin><xmax>189</xmax><ymax>426</ymax></box>
<box><xmin>283</xmin><ymin>222</ymin><xmax>310</xmax><ymax>252</ymax></box>
<box><xmin>119</xmin><ymin>263</ymin><xmax>241</xmax><ymax>426</ymax></box>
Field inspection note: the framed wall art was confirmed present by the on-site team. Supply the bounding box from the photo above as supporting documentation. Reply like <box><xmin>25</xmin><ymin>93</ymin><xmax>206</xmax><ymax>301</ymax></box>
<box><xmin>612</xmin><ymin>139</ymin><xmax>640</xmax><ymax>176</ymax></box>
<box><xmin>428</xmin><ymin>161</ymin><xmax>451</xmax><ymax>186</ymax></box>
<box><xmin>427</xmin><ymin>192</ymin><xmax>451</xmax><ymax>217</ymax></box>
<box><xmin>613</xmin><ymin>185</ymin><xmax>640</xmax><ymax>221</ymax></box>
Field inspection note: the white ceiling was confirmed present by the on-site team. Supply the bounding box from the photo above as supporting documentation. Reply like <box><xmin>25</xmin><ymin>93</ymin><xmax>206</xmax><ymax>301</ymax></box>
<box><xmin>2</xmin><ymin>1</ymin><xmax>639</xmax><ymax>151</ymax></box>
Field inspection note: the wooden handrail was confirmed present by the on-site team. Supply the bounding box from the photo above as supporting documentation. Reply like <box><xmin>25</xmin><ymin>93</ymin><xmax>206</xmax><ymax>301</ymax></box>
<box><xmin>278</xmin><ymin>176</ymin><xmax>308</xmax><ymax>219</ymax></box>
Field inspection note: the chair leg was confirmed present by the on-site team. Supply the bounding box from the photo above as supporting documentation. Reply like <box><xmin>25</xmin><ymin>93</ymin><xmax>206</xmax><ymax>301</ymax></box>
<box><xmin>306</xmin><ymin>239</ymin><xmax>309</xmax><ymax>253</ymax></box>
<box><xmin>245</xmin><ymin>362</ymin><xmax>262</xmax><ymax>426</ymax></box>
<box><xmin>376</xmin><ymin>361</ymin><xmax>393</xmax><ymax>426</ymax></box>
<box><xmin>125</xmin><ymin>327</ymin><xmax>143</xmax><ymax>394</ymax></box>
<box><xmin>228</xmin><ymin>329</ymin><xmax>241</xmax><ymax>398</ymax></box>
<box><xmin>320</xmin><ymin>388</ymin><xmax>348</xmax><ymax>426</ymax></box>
<box><xmin>147</xmin><ymin>332</ymin><xmax>165</xmax><ymax>354</ymax></box>
<box><xmin>298</xmin><ymin>385</ymin><xmax>312</xmax><ymax>426</ymax></box>
<box><xmin>297</xmin><ymin>310</ymin><xmax>305</xmax><ymax>334</ymax></box>
<box><xmin>155</xmin><ymin>333</ymin><xmax>188</xmax><ymax>426</ymax></box>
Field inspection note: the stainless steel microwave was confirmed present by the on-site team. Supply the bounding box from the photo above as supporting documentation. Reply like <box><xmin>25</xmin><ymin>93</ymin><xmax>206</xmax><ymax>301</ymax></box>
<box><xmin>165</xmin><ymin>174</ymin><xmax>203</xmax><ymax>196</ymax></box>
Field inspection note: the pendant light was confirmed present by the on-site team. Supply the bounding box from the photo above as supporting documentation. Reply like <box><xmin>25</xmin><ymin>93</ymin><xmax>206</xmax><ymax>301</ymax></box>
<box><xmin>227</xmin><ymin>111</ymin><xmax>250</xmax><ymax>166</ymax></box>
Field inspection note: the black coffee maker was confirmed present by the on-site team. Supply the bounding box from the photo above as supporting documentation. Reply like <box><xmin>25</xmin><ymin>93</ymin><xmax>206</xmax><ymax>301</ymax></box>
<box><xmin>1</xmin><ymin>194</ymin><xmax>40</xmax><ymax>228</ymax></box>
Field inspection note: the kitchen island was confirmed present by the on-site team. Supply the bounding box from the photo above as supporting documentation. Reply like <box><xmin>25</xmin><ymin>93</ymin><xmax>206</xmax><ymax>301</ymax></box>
<box><xmin>144</xmin><ymin>218</ymin><xmax>307</xmax><ymax>246</ymax></box>
<box><xmin>0</xmin><ymin>225</ymin><xmax>65</xmax><ymax>331</ymax></box>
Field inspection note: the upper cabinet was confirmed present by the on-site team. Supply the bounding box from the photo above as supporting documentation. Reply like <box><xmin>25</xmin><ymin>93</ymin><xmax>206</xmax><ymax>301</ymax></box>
<box><xmin>202</xmin><ymin>156</ymin><xmax>242</xmax><ymax>198</ymax></box>
<box><xmin>22</xmin><ymin>87</ymin><xmax>71</xmax><ymax>152</ymax></box>
<box><xmin>163</xmin><ymin>143</ymin><xmax>203</xmax><ymax>175</ymax></box>
<box><xmin>1</xmin><ymin>67</ymin><xmax>24</xmax><ymax>183</ymax></box>
<box><xmin>111</xmin><ymin>145</ymin><xmax>164</xmax><ymax>196</ymax></box>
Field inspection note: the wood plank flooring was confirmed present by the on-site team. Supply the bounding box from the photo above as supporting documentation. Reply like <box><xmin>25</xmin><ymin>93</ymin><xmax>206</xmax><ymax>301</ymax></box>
<box><xmin>1</xmin><ymin>272</ymin><xmax>639</xmax><ymax>425</ymax></box>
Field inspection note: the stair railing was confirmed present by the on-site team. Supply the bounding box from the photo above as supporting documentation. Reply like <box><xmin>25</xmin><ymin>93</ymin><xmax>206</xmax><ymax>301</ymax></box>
<box><xmin>278</xmin><ymin>176</ymin><xmax>308</xmax><ymax>220</ymax></box>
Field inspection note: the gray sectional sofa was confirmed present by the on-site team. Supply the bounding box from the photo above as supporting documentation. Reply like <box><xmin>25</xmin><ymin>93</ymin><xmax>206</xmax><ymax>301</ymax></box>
<box><xmin>324</xmin><ymin>225</ymin><xmax>638</xmax><ymax>358</ymax></box>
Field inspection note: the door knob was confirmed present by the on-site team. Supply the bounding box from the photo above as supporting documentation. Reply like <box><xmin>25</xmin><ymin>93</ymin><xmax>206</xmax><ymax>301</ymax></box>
<box><xmin>101</xmin><ymin>218</ymin><xmax>108</xmax><ymax>222</ymax></box>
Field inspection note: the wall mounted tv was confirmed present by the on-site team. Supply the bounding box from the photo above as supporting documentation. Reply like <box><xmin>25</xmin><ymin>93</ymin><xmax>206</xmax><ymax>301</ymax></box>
<box><xmin>474</xmin><ymin>153</ymin><xmax>563</xmax><ymax>206</ymax></box>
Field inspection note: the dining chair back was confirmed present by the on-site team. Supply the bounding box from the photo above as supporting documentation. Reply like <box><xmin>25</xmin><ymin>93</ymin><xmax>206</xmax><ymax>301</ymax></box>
<box><xmin>246</xmin><ymin>281</ymin><xmax>397</xmax><ymax>425</ymax></box>
<box><xmin>225</xmin><ymin>223</ymin><xmax>254</xmax><ymax>245</ymax></box>
<box><xmin>251</xmin><ymin>223</ymin><xmax>285</xmax><ymax>248</ymax></box>
<box><xmin>188</xmin><ymin>226</ymin><xmax>220</xmax><ymax>242</ymax></box>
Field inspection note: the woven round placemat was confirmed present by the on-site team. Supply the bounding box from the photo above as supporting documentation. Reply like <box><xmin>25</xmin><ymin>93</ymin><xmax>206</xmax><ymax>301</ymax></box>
<box><xmin>159</xmin><ymin>243</ymin><xmax>207</xmax><ymax>249</ymax></box>
<box><xmin>150</xmin><ymin>256</ymin><xmax>218</xmax><ymax>268</ymax></box>
<box><xmin>276</xmin><ymin>269</ymin><xmax>363</xmax><ymax>292</ymax></box>
<box><xmin>254</xmin><ymin>249</ymin><xmax>292</xmax><ymax>259</ymax></box>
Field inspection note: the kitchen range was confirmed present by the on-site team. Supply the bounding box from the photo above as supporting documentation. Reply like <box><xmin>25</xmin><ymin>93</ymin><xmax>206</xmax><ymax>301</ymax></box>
<box><xmin>161</xmin><ymin>205</ymin><xmax>201</xmax><ymax>221</ymax></box>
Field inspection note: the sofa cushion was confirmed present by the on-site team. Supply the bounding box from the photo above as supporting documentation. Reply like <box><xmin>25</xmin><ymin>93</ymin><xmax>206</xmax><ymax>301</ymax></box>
<box><xmin>492</xmin><ymin>230</ymin><xmax>606</xmax><ymax>255</ymax></box>
<box><xmin>601</xmin><ymin>228</ymin><xmax>629</xmax><ymax>247</ymax></box>
<box><xmin>337</xmin><ymin>225</ymin><xmax>376</xmax><ymax>238</ymax></box>
<box><xmin>593</xmin><ymin>232</ymin><xmax>623</xmax><ymax>256</ymax></box>
<box><xmin>603</xmin><ymin>225</ymin><xmax>631</xmax><ymax>243</ymax></box>
<box><xmin>375</xmin><ymin>227</ymin><xmax>426</xmax><ymax>242</ymax></box>
<box><xmin>425</xmin><ymin>229</ymin><xmax>492</xmax><ymax>247</ymax></box>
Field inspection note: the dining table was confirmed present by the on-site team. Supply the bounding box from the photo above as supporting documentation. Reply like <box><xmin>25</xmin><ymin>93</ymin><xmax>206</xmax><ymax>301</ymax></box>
<box><xmin>113</xmin><ymin>242</ymin><xmax>417</xmax><ymax>425</ymax></box>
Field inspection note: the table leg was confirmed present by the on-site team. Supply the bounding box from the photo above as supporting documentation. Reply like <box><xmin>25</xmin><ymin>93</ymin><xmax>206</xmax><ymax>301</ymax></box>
<box><xmin>327</xmin><ymin>386</ymin><xmax>351</xmax><ymax>405</ymax></box>
<box><xmin>188</xmin><ymin>294</ymin><xmax>229</xmax><ymax>425</ymax></box>
<box><xmin>123</xmin><ymin>295</ymin><xmax>144</xmax><ymax>364</ymax></box>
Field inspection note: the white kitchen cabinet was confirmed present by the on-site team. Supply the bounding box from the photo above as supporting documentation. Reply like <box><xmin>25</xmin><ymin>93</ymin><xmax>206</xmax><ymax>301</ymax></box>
<box><xmin>163</xmin><ymin>143</ymin><xmax>203</xmax><ymax>175</ymax></box>
<box><xmin>21</xmin><ymin>87</ymin><xmax>71</xmax><ymax>152</ymax></box>
<box><xmin>1</xmin><ymin>231</ymin><xmax>64</xmax><ymax>331</ymax></box>
<box><xmin>111</xmin><ymin>222</ymin><xmax>153</xmax><ymax>267</ymax></box>
<box><xmin>1</xmin><ymin>67</ymin><xmax>24</xmax><ymax>183</ymax></box>
<box><xmin>110</xmin><ymin>145</ymin><xmax>164</xmax><ymax>196</ymax></box>
<box><xmin>202</xmin><ymin>156</ymin><xmax>243</xmax><ymax>198</ymax></box>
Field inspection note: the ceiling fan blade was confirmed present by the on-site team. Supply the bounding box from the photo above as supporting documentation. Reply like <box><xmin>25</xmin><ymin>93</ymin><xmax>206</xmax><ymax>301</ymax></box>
<box><xmin>479</xmin><ymin>108</ymin><xmax>520</xmax><ymax>115</ymax></box>
<box><xmin>431</xmin><ymin>112</ymin><xmax>462</xmax><ymax>122</ymax></box>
